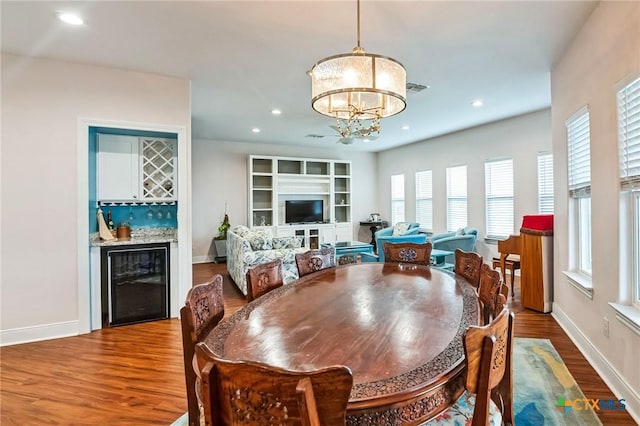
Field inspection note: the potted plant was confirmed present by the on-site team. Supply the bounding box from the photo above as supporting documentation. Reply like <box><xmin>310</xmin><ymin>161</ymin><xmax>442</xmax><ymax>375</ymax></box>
<box><xmin>214</xmin><ymin>212</ymin><xmax>230</xmax><ymax>259</ymax></box>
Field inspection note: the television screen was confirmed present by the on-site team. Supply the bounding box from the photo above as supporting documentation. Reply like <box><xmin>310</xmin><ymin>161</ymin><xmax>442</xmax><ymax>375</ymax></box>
<box><xmin>285</xmin><ymin>200</ymin><xmax>323</xmax><ymax>224</ymax></box>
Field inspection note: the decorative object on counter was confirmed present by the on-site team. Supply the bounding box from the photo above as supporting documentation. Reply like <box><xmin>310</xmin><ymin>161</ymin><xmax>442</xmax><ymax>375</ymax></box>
<box><xmin>97</xmin><ymin>208</ymin><xmax>116</xmax><ymax>241</ymax></box>
<box><xmin>116</xmin><ymin>223</ymin><xmax>131</xmax><ymax>241</ymax></box>
<box><xmin>214</xmin><ymin>203</ymin><xmax>230</xmax><ymax>261</ymax></box>
<box><xmin>370</xmin><ymin>213</ymin><xmax>381</xmax><ymax>222</ymax></box>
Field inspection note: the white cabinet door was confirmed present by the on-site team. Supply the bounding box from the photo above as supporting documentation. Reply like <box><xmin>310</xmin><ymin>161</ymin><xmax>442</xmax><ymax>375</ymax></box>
<box><xmin>335</xmin><ymin>223</ymin><xmax>353</xmax><ymax>242</ymax></box>
<box><xmin>320</xmin><ymin>226</ymin><xmax>336</xmax><ymax>245</ymax></box>
<box><xmin>97</xmin><ymin>134</ymin><xmax>140</xmax><ymax>201</ymax></box>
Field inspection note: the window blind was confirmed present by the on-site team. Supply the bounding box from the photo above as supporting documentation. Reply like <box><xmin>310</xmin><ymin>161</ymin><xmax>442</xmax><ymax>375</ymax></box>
<box><xmin>391</xmin><ymin>174</ymin><xmax>405</xmax><ymax>224</ymax></box>
<box><xmin>537</xmin><ymin>152</ymin><xmax>554</xmax><ymax>214</ymax></box>
<box><xmin>415</xmin><ymin>170</ymin><xmax>433</xmax><ymax>230</ymax></box>
<box><xmin>567</xmin><ymin>107</ymin><xmax>591</xmax><ymax>198</ymax></box>
<box><xmin>485</xmin><ymin>159</ymin><xmax>514</xmax><ymax>238</ymax></box>
<box><xmin>619</xmin><ymin>77</ymin><xmax>640</xmax><ymax>190</ymax></box>
<box><xmin>446</xmin><ymin>165</ymin><xmax>467</xmax><ymax>231</ymax></box>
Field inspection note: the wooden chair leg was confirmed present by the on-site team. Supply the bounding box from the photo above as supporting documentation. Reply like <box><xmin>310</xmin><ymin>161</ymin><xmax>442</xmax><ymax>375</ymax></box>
<box><xmin>509</xmin><ymin>265</ymin><xmax>515</xmax><ymax>299</ymax></box>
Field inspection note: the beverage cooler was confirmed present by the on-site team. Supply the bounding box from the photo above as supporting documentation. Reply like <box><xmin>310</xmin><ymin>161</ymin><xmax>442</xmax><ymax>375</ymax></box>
<box><xmin>101</xmin><ymin>242</ymin><xmax>170</xmax><ymax>326</ymax></box>
<box><xmin>520</xmin><ymin>215</ymin><xmax>553</xmax><ymax>313</ymax></box>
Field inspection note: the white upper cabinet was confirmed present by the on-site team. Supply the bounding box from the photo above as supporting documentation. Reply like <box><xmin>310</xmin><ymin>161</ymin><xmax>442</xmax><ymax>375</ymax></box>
<box><xmin>97</xmin><ymin>134</ymin><xmax>140</xmax><ymax>201</ymax></box>
<box><xmin>97</xmin><ymin>134</ymin><xmax>177</xmax><ymax>202</ymax></box>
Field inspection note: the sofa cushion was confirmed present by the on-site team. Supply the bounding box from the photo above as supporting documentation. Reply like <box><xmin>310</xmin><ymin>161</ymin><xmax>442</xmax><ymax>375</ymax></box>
<box><xmin>272</xmin><ymin>236</ymin><xmax>303</xmax><ymax>249</ymax></box>
<box><xmin>232</xmin><ymin>225</ymin><xmax>251</xmax><ymax>238</ymax></box>
<box><xmin>392</xmin><ymin>222</ymin><xmax>411</xmax><ymax>236</ymax></box>
<box><xmin>247</xmin><ymin>228</ymin><xmax>273</xmax><ymax>250</ymax></box>
<box><xmin>244</xmin><ymin>248</ymin><xmax>305</xmax><ymax>267</ymax></box>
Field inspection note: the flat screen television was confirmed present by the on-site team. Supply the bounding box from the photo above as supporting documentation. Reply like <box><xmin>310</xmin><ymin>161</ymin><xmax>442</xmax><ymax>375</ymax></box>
<box><xmin>285</xmin><ymin>200</ymin><xmax>323</xmax><ymax>224</ymax></box>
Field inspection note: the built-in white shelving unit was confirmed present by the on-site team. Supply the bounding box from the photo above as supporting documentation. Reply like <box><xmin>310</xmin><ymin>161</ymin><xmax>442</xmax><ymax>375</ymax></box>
<box><xmin>248</xmin><ymin>155</ymin><xmax>353</xmax><ymax>243</ymax></box>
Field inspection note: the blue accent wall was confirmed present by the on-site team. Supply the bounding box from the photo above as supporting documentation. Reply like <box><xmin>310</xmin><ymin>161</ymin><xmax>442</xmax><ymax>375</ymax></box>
<box><xmin>103</xmin><ymin>204</ymin><xmax>178</xmax><ymax>228</ymax></box>
<box><xmin>88</xmin><ymin>126</ymin><xmax>179</xmax><ymax>234</ymax></box>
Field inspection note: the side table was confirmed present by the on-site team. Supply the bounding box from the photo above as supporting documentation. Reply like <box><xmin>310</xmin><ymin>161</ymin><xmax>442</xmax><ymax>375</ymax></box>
<box><xmin>359</xmin><ymin>221</ymin><xmax>389</xmax><ymax>252</ymax></box>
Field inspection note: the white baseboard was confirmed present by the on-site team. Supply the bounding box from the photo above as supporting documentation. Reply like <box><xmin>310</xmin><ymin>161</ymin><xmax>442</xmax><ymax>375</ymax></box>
<box><xmin>0</xmin><ymin>320</ymin><xmax>79</xmax><ymax>347</ymax></box>
<box><xmin>552</xmin><ymin>304</ymin><xmax>640</xmax><ymax>423</ymax></box>
<box><xmin>192</xmin><ymin>255</ymin><xmax>214</xmax><ymax>264</ymax></box>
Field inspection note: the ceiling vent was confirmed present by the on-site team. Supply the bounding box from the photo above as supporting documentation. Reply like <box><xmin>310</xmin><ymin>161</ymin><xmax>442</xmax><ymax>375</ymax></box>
<box><xmin>406</xmin><ymin>82</ymin><xmax>430</xmax><ymax>94</ymax></box>
<box><xmin>305</xmin><ymin>134</ymin><xmax>325</xmax><ymax>139</ymax></box>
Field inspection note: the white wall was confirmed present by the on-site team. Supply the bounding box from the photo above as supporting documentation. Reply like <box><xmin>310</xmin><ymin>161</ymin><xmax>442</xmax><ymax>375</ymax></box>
<box><xmin>377</xmin><ymin>109</ymin><xmax>551</xmax><ymax>262</ymax></box>
<box><xmin>1</xmin><ymin>54</ymin><xmax>191</xmax><ymax>343</ymax></box>
<box><xmin>550</xmin><ymin>1</ymin><xmax>640</xmax><ymax>421</ymax></box>
<box><xmin>191</xmin><ymin>140</ymin><xmax>378</xmax><ymax>262</ymax></box>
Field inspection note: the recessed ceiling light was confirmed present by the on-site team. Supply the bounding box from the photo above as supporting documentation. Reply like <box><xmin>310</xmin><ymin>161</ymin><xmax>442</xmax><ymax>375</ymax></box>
<box><xmin>401</xmin><ymin>125</ymin><xmax>410</xmax><ymax>130</ymax></box>
<box><xmin>58</xmin><ymin>13</ymin><xmax>84</xmax><ymax>26</ymax></box>
<box><xmin>471</xmin><ymin>99</ymin><xmax>484</xmax><ymax>107</ymax></box>
<box><xmin>251</xmin><ymin>128</ymin><xmax>261</xmax><ymax>133</ymax></box>
<box><xmin>271</xmin><ymin>109</ymin><xmax>282</xmax><ymax>115</ymax></box>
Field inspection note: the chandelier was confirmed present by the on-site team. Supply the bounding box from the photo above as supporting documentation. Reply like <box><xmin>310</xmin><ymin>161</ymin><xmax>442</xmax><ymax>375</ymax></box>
<box><xmin>310</xmin><ymin>0</ymin><xmax>406</xmax><ymax>138</ymax></box>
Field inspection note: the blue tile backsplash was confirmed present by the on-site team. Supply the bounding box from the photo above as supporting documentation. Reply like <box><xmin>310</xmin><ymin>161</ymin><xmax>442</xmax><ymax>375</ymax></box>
<box><xmin>99</xmin><ymin>204</ymin><xmax>178</xmax><ymax>229</ymax></box>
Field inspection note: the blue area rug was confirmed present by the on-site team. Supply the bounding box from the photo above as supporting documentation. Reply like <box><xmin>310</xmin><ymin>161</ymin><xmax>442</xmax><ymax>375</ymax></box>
<box><xmin>171</xmin><ymin>338</ymin><xmax>602</xmax><ymax>425</ymax></box>
<box><xmin>514</xmin><ymin>337</ymin><xmax>602</xmax><ymax>426</ymax></box>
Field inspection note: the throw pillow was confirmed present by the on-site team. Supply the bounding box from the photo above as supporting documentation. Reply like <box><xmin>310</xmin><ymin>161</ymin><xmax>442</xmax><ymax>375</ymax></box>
<box><xmin>392</xmin><ymin>222</ymin><xmax>411</xmax><ymax>236</ymax></box>
<box><xmin>272</xmin><ymin>236</ymin><xmax>303</xmax><ymax>249</ymax></box>
<box><xmin>247</xmin><ymin>228</ymin><xmax>273</xmax><ymax>250</ymax></box>
<box><xmin>456</xmin><ymin>227</ymin><xmax>466</xmax><ymax>236</ymax></box>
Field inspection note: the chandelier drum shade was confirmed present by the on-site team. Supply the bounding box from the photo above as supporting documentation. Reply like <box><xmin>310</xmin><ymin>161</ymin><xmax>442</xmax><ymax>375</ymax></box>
<box><xmin>309</xmin><ymin>0</ymin><xmax>406</xmax><ymax>138</ymax></box>
<box><xmin>310</xmin><ymin>52</ymin><xmax>407</xmax><ymax>120</ymax></box>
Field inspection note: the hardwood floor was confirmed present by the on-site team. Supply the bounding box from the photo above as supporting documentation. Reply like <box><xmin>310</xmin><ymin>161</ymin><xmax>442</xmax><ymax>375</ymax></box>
<box><xmin>0</xmin><ymin>262</ymin><xmax>636</xmax><ymax>425</ymax></box>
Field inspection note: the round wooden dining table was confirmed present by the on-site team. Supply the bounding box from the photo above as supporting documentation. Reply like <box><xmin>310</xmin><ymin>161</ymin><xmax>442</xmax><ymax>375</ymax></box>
<box><xmin>204</xmin><ymin>262</ymin><xmax>480</xmax><ymax>425</ymax></box>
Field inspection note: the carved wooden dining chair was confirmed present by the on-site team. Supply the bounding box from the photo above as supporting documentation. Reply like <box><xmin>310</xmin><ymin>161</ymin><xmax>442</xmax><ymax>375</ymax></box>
<box><xmin>194</xmin><ymin>342</ymin><xmax>353</xmax><ymax>426</ymax></box>
<box><xmin>454</xmin><ymin>249</ymin><xmax>483</xmax><ymax>288</ymax></box>
<box><xmin>180</xmin><ymin>274</ymin><xmax>225</xmax><ymax>426</ymax></box>
<box><xmin>382</xmin><ymin>242</ymin><xmax>433</xmax><ymax>265</ymax></box>
<box><xmin>424</xmin><ymin>307</ymin><xmax>515</xmax><ymax>426</ymax></box>
<box><xmin>478</xmin><ymin>263</ymin><xmax>503</xmax><ymax>325</ymax></box>
<box><xmin>337</xmin><ymin>253</ymin><xmax>358</xmax><ymax>266</ymax></box>
<box><xmin>246</xmin><ymin>258</ymin><xmax>283</xmax><ymax>302</ymax></box>
<box><xmin>295</xmin><ymin>247</ymin><xmax>336</xmax><ymax>277</ymax></box>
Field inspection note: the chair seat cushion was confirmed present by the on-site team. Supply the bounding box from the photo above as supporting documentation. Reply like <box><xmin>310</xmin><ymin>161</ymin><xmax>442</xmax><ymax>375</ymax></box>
<box><xmin>420</xmin><ymin>390</ymin><xmax>502</xmax><ymax>425</ymax></box>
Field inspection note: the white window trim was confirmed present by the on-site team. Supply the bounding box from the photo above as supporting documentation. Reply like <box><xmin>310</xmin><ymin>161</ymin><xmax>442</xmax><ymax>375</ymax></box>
<box><xmin>609</xmin><ymin>303</ymin><xmax>640</xmax><ymax>337</ymax></box>
<box><xmin>562</xmin><ymin>270</ymin><xmax>593</xmax><ymax>299</ymax></box>
<box><xmin>614</xmin><ymin>76</ymin><xmax>640</xmax><ymax>334</ymax></box>
<box><xmin>484</xmin><ymin>158</ymin><xmax>514</xmax><ymax>239</ymax></box>
<box><xmin>415</xmin><ymin>170</ymin><xmax>433</xmax><ymax>232</ymax></box>
<box><xmin>566</xmin><ymin>107</ymin><xmax>592</xmax><ymax>277</ymax></box>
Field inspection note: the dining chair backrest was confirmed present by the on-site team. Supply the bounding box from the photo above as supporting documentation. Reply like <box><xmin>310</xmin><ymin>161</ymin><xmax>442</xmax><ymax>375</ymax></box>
<box><xmin>246</xmin><ymin>258</ymin><xmax>283</xmax><ymax>302</ymax></box>
<box><xmin>180</xmin><ymin>274</ymin><xmax>225</xmax><ymax>426</ymax></box>
<box><xmin>454</xmin><ymin>249</ymin><xmax>483</xmax><ymax>288</ymax></box>
<box><xmin>295</xmin><ymin>247</ymin><xmax>336</xmax><ymax>277</ymax></box>
<box><xmin>382</xmin><ymin>242</ymin><xmax>433</xmax><ymax>265</ymax></box>
<box><xmin>194</xmin><ymin>342</ymin><xmax>353</xmax><ymax>426</ymax></box>
<box><xmin>463</xmin><ymin>307</ymin><xmax>515</xmax><ymax>426</ymax></box>
<box><xmin>478</xmin><ymin>263</ymin><xmax>502</xmax><ymax>325</ymax></box>
<box><xmin>337</xmin><ymin>253</ymin><xmax>358</xmax><ymax>266</ymax></box>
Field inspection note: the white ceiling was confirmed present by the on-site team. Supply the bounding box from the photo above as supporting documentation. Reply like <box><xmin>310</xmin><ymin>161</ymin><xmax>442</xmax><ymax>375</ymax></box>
<box><xmin>1</xmin><ymin>1</ymin><xmax>598</xmax><ymax>152</ymax></box>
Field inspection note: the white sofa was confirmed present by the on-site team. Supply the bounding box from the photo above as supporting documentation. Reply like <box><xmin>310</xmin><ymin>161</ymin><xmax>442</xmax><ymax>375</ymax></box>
<box><xmin>226</xmin><ymin>225</ymin><xmax>307</xmax><ymax>295</ymax></box>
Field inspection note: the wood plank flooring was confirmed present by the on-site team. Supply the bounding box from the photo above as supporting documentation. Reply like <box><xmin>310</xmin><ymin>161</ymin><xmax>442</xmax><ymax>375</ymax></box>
<box><xmin>0</xmin><ymin>263</ymin><xmax>636</xmax><ymax>425</ymax></box>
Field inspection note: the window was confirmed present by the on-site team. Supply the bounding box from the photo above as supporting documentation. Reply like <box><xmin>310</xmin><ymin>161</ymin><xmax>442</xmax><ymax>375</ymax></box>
<box><xmin>446</xmin><ymin>165</ymin><xmax>467</xmax><ymax>231</ymax></box>
<box><xmin>567</xmin><ymin>107</ymin><xmax>592</xmax><ymax>276</ymax></box>
<box><xmin>538</xmin><ymin>152</ymin><xmax>554</xmax><ymax>214</ymax></box>
<box><xmin>415</xmin><ymin>170</ymin><xmax>433</xmax><ymax>231</ymax></box>
<box><xmin>485</xmin><ymin>159</ymin><xmax>514</xmax><ymax>239</ymax></box>
<box><xmin>391</xmin><ymin>174</ymin><xmax>405</xmax><ymax>224</ymax></box>
<box><xmin>618</xmin><ymin>76</ymin><xmax>640</xmax><ymax>308</ymax></box>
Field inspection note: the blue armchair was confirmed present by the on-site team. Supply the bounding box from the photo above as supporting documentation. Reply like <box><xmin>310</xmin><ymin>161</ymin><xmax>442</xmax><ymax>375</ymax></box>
<box><xmin>428</xmin><ymin>227</ymin><xmax>478</xmax><ymax>263</ymax></box>
<box><xmin>367</xmin><ymin>222</ymin><xmax>426</xmax><ymax>262</ymax></box>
